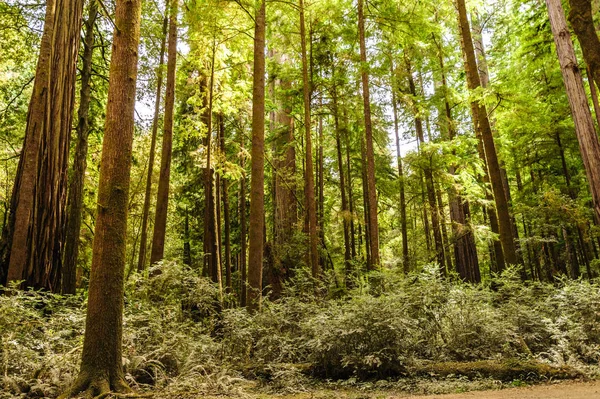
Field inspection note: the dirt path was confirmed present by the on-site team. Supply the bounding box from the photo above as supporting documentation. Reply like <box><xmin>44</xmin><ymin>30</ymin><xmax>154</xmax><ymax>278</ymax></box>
<box><xmin>405</xmin><ymin>380</ymin><xmax>600</xmax><ymax>399</ymax></box>
<box><xmin>261</xmin><ymin>380</ymin><xmax>600</xmax><ymax>399</ymax></box>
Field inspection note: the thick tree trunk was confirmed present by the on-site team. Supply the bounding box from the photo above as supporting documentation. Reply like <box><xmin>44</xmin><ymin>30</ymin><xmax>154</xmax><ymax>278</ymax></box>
<box><xmin>137</xmin><ymin>7</ymin><xmax>168</xmax><ymax>274</ymax></box>
<box><xmin>568</xmin><ymin>0</ymin><xmax>600</xmax><ymax>92</ymax></box>
<box><xmin>358</xmin><ymin>0</ymin><xmax>380</xmax><ymax>269</ymax></box>
<box><xmin>390</xmin><ymin>61</ymin><xmax>410</xmax><ymax>273</ymax></box>
<box><xmin>1</xmin><ymin>0</ymin><xmax>84</xmax><ymax>291</ymax></box>
<box><xmin>547</xmin><ymin>0</ymin><xmax>600</xmax><ymax>222</ymax></box>
<box><xmin>62</xmin><ymin>1</ymin><xmax>99</xmax><ymax>294</ymax></box>
<box><xmin>299</xmin><ymin>0</ymin><xmax>320</xmax><ymax>278</ymax></box>
<box><xmin>60</xmin><ymin>0</ymin><xmax>142</xmax><ymax>395</ymax></box>
<box><xmin>456</xmin><ymin>0</ymin><xmax>518</xmax><ymax>266</ymax></box>
<box><xmin>247</xmin><ymin>0</ymin><xmax>266</xmax><ymax>311</ymax></box>
<box><xmin>150</xmin><ymin>0</ymin><xmax>178</xmax><ymax>265</ymax></box>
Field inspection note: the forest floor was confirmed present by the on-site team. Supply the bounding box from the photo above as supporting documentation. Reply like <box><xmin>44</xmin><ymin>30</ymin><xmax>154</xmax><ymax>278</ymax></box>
<box><xmin>244</xmin><ymin>380</ymin><xmax>600</xmax><ymax>399</ymax></box>
<box><xmin>281</xmin><ymin>381</ymin><xmax>599</xmax><ymax>398</ymax></box>
<box><xmin>146</xmin><ymin>378</ymin><xmax>598</xmax><ymax>399</ymax></box>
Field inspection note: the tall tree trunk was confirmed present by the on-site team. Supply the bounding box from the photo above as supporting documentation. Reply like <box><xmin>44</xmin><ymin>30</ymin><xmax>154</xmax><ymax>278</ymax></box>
<box><xmin>547</xmin><ymin>0</ymin><xmax>600</xmax><ymax>221</ymax></box>
<box><xmin>344</xmin><ymin>120</ymin><xmax>357</xmax><ymax>260</ymax></box>
<box><xmin>357</xmin><ymin>0</ymin><xmax>380</xmax><ymax>268</ymax></box>
<box><xmin>247</xmin><ymin>0</ymin><xmax>266</xmax><ymax>311</ymax></box>
<box><xmin>150</xmin><ymin>1</ymin><xmax>178</xmax><ymax>266</ymax></box>
<box><xmin>62</xmin><ymin>1</ymin><xmax>99</xmax><ymax>294</ymax></box>
<box><xmin>239</xmin><ymin>130</ymin><xmax>247</xmax><ymax>307</ymax></box>
<box><xmin>317</xmin><ymin>102</ymin><xmax>325</xmax><ymax>269</ymax></box>
<box><xmin>568</xmin><ymin>0</ymin><xmax>600</xmax><ymax>92</ymax></box>
<box><xmin>202</xmin><ymin>41</ymin><xmax>223</xmax><ymax>299</ymax></box>
<box><xmin>406</xmin><ymin>60</ymin><xmax>445</xmax><ymax>273</ymax></box>
<box><xmin>137</xmin><ymin>7</ymin><xmax>168</xmax><ymax>274</ymax></box>
<box><xmin>215</xmin><ymin>116</ymin><xmax>223</xmax><ymax>286</ymax></box>
<box><xmin>587</xmin><ymin>68</ymin><xmax>600</xmax><ymax>128</ymax></box>
<box><xmin>435</xmin><ymin>41</ymin><xmax>480</xmax><ymax>281</ymax></box>
<box><xmin>331</xmin><ymin>70</ymin><xmax>352</xmax><ymax>281</ymax></box>
<box><xmin>437</xmin><ymin>188</ymin><xmax>453</xmax><ymax>273</ymax></box>
<box><xmin>220</xmin><ymin>115</ymin><xmax>232</xmax><ymax>293</ymax></box>
<box><xmin>421</xmin><ymin>173</ymin><xmax>432</xmax><ymax>254</ymax></box>
<box><xmin>455</xmin><ymin>0</ymin><xmax>518</xmax><ymax>265</ymax></box>
<box><xmin>183</xmin><ymin>209</ymin><xmax>192</xmax><ymax>266</ymax></box>
<box><xmin>473</xmin><ymin>13</ymin><xmax>523</xmax><ymax>271</ymax></box>
<box><xmin>60</xmin><ymin>0</ymin><xmax>142</xmax><ymax>394</ymax></box>
<box><xmin>299</xmin><ymin>0</ymin><xmax>320</xmax><ymax>278</ymax></box>
<box><xmin>390</xmin><ymin>61</ymin><xmax>409</xmax><ymax>273</ymax></box>
<box><xmin>273</xmin><ymin>55</ymin><xmax>297</xmax><ymax>289</ymax></box>
<box><xmin>1</xmin><ymin>0</ymin><xmax>84</xmax><ymax>291</ymax></box>
<box><xmin>360</xmin><ymin>137</ymin><xmax>371</xmax><ymax>268</ymax></box>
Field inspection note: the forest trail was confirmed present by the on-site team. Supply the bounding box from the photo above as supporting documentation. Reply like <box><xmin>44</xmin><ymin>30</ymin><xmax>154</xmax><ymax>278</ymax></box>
<box><xmin>263</xmin><ymin>380</ymin><xmax>600</xmax><ymax>399</ymax></box>
<box><xmin>410</xmin><ymin>380</ymin><xmax>600</xmax><ymax>398</ymax></box>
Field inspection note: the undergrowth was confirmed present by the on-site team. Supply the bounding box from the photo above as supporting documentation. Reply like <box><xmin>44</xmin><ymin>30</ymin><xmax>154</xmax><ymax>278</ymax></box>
<box><xmin>1</xmin><ymin>262</ymin><xmax>598</xmax><ymax>398</ymax></box>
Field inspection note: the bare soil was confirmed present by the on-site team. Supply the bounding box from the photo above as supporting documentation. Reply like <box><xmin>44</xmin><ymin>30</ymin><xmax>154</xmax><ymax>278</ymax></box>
<box><xmin>255</xmin><ymin>380</ymin><xmax>600</xmax><ymax>399</ymax></box>
<box><xmin>410</xmin><ymin>380</ymin><xmax>600</xmax><ymax>399</ymax></box>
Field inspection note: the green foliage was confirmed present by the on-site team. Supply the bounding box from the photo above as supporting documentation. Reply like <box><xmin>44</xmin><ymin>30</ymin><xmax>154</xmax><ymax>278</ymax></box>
<box><xmin>4</xmin><ymin>262</ymin><xmax>600</xmax><ymax>397</ymax></box>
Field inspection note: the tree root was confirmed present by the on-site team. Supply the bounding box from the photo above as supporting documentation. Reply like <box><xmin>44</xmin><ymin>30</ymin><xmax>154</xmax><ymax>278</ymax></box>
<box><xmin>58</xmin><ymin>372</ymin><xmax>133</xmax><ymax>399</ymax></box>
<box><xmin>93</xmin><ymin>393</ymin><xmax>154</xmax><ymax>399</ymax></box>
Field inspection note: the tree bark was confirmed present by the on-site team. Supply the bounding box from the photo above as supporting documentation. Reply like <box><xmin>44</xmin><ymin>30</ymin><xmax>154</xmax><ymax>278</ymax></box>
<box><xmin>60</xmin><ymin>0</ymin><xmax>142</xmax><ymax>394</ymax></box>
<box><xmin>1</xmin><ymin>0</ymin><xmax>84</xmax><ymax>291</ymax></box>
<box><xmin>247</xmin><ymin>0</ymin><xmax>266</xmax><ymax>311</ymax></box>
<box><xmin>150</xmin><ymin>0</ymin><xmax>178</xmax><ymax>265</ymax></box>
<box><xmin>62</xmin><ymin>1</ymin><xmax>99</xmax><ymax>294</ymax></box>
<box><xmin>587</xmin><ymin>68</ymin><xmax>600</xmax><ymax>128</ymax></box>
<box><xmin>358</xmin><ymin>0</ymin><xmax>380</xmax><ymax>269</ymax></box>
<box><xmin>547</xmin><ymin>0</ymin><xmax>600</xmax><ymax>222</ymax></box>
<box><xmin>568</xmin><ymin>0</ymin><xmax>600</xmax><ymax>92</ymax></box>
<box><xmin>137</xmin><ymin>6</ymin><xmax>169</xmax><ymax>274</ymax></box>
<box><xmin>455</xmin><ymin>0</ymin><xmax>518</xmax><ymax>266</ymax></box>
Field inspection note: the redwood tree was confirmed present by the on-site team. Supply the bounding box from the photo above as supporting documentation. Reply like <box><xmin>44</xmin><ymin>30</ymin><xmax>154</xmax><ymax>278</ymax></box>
<box><xmin>455</xmin><ymin>0</ymin><xmax>518</xmax><ymax>266</ymax></box>
<box><xmin>62</xmin><ymin>0</ymin><xmax>99</xmax><ymax>294</ymax></box>
<box><xmin>567</xmin><ymin>0</ymin><xmax>600</xmax><ymax>92</ymax></box>
<box><xmin>358</xmin><ymin>0</ymin><xmax>380</xmax><ymax>268</ymax></box>
<box><xmin>150</xmin><ymin>0</ymin><xmax>179</xmax><ymax>265</ymax></box>
<box><xmin>547</xmin><ymin>0</ymin><xmax>600</xmax><ymax>222</ymax></box>
<box><xmin>247</xmin><ymin>0</ymin><xmax>266</xmax><ymax>311</ymax></box>
<box><xmin>299</xmin><ymin>0</ymin><xmax>320</xmax><ymax>278</ymax></box>
<box><xmin>137</xmin><ymin>5</ymin><xmax>169</xmax><ymax>273</ymax></box>
<box><xmin>60</xmin><ymin>0</ymin><xmax>143</xmax><ymax>394</ymax></box>
<box><xmin>0</xmin><ymin>0</ymin><xmax>84</xmax><ymax>291</ymax></box>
